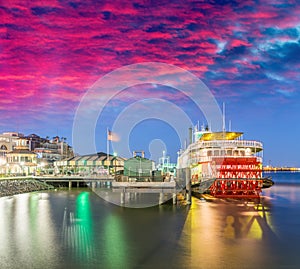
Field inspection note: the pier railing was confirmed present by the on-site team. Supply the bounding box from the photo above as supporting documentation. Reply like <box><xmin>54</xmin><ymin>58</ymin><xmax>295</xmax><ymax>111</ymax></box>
<box><xmin>0</xmin><ymin>175</ymin><xmax>115</xmax><ymax>182</ymax></box>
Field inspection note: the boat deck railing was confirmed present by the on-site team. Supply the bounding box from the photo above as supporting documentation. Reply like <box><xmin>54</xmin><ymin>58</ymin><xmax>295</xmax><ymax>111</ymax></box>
<box><xmin>189</xmin><ymin>140</ymin><xmax>263</xmax><ymax>151</ymax></box>
<box><xmin>188</xmin><ymin>156</ymin><xmax>263</xmax><ymax>166</ymax></box>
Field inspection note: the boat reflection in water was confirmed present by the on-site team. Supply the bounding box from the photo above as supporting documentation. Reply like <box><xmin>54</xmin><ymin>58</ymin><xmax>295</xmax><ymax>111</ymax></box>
<box><xmin>180</xmin><ymin>196</ymin><xmax>280</xmax><ymax>269</ymax></box>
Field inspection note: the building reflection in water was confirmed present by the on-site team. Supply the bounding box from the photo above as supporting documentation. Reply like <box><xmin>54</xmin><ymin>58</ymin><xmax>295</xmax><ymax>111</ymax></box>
<box><xmin>61</xmin><ymin>192</ymin><xmax>95</xmax><ymax>264</ymax></box>
<box><xmin>0</xmin><ymin>193</ymin><xmax>60</xmax><ymax>268</ymax></box>
<box><xmin>0</xmin><ymin>197</ymin><xmax>14</xmax><ymax>262</ymax></box>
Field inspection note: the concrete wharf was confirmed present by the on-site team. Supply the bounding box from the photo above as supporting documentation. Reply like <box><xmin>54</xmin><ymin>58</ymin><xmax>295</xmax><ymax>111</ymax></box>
<box><xmin>112</xmin><ymin>181</ymin><xmax>177</xmax><ymax>204</ymax></box>
<box><xmin>1</xmin><ymin>174</ymin><xmax>191</xmax><ymax>205</ymax></box>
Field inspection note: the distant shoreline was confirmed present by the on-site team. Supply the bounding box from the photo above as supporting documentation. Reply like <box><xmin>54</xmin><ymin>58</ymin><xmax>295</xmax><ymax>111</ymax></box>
<box><xmin>0</xmin><ymin>178</ymin><xmax>54</xmax><ymax>198</ymax></box>
<box><xmin>263</xmin><ymin>167</ymin><xmax>300</xmax><ymax>172</ymax></box>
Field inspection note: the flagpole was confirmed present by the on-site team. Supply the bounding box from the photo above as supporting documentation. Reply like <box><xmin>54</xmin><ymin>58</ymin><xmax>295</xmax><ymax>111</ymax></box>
<box><xmin>107</xmin><ymin>128</ymin><xmax>109</xmax><ymax>175</ymax></box>
<box><xmin>222</xmin><ymin>102</ymin><xmax>226</xmax><ymax>132</ymax></box>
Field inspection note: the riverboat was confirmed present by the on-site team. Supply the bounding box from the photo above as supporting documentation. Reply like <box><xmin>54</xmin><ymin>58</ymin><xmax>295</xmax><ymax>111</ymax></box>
<box><xmin>177</xmin><ymin>125</ymin><xmax>274</xmax><ymax>198</ymax></box>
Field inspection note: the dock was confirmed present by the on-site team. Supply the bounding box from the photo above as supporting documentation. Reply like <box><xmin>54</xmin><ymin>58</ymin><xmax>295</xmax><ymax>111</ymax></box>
<box><xmin>37</xmin><ymin>175</ymin><xmax>115</xmax><ymax>189</ymax></box>
<box><xmin>112</xmin><ymin>181</ymin><xmax>177</xmax><ymax>205</ymax></box>
<box><xmin>1</xmin><ymin>175</ymin><xmax>188</xmax><ymax>205</ymax></box>
<box><xmin>0</xmin><ymin>175</ymin><xmax>115</xmax><ymax>189</ymax></box>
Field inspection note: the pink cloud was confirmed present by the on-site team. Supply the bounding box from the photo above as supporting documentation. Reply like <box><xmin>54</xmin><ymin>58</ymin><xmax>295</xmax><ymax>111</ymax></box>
<box><xmin>230</xmin><ymin>39</ymin><xmax>252</xmax><ymax>48</ymax></box>
<box><xmin>0</xmin><ymin>0</ymin><xmax>300</xmax><ymax>136</ymax></box>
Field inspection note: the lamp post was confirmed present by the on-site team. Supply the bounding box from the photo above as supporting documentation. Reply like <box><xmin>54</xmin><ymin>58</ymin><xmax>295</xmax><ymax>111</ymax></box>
<box><xmin>20</xmin><ymin>161</ymin><xmax>24</xmax><ymax>176</ymax></box>
<box><xmin>0</xmin><ymin>157</ymin><xmax>5</xmax><ymax>173</ymax></box>
<box><xmin>6</xmin><ymin>163</ymin><xmax>10</xmax><ymax>176</ymax></box>
<box><xmin>113</xmin><ymin>152</ymin><xmax>117</xmax><ymax>176</ymax></box>
<box><xmin>41</xmin><ymin>162</ymin><xmax>45</xmax><ymax>175</ymax></box>
<box><xmin>0</xmin><ymin>158</ymin><xmax>5</xmax><ymax>175</ymax></box>
<box><xmin>138</xmin><ymin>157</ymin><xmax>142</xmax><ymax>181</ymax></box>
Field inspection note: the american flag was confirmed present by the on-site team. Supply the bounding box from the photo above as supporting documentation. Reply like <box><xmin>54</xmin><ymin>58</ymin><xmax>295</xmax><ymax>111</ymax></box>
<box><xmin>107</xmin><ymin>130</ymin><xmax>119</xmax><ymax>141</ymax></box>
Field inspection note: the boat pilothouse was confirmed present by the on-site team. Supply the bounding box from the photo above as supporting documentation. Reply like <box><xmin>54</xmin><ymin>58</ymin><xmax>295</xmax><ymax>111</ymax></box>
<box><xmin>177</xmin><ymin>124</ymin><xmax>274</xmax><ymax>198</ymax></box>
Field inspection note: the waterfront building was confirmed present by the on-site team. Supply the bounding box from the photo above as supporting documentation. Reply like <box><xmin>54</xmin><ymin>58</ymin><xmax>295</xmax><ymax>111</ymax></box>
<box><xmin>54</xmin><ymin>152</ymin><xmax>125</xmax><ymax>175</ymax></box>
<box><xmin>0</xmin><ymin>132</ymin><xmax>24</xmax><ymax>174</ymax></box>
<box><xmin>0</xmin><ymin>132</ymin><xmax>23</xmax><ymax>158</ymax></box>
<box><xmin>123</xmin><ymin>155</ymin><xmax>155</xmax><ymax>178</ymax></box>
<box><xmin>25</xmin><ymin>133</ymin><xmax>47</xmax><ymax>151</ymax></box>
<box><xmin>5</xmin><ymin>138</ymin><xmax>37</xmax><ymax>175</ymax></box>
<box><xmin>0</xmin><ymin>132</ymin><xmax>74</xmax><ymax>175</ymax></box>
<box><xmin>28</xmin><ymin>135</ymin><xmax>73</xmax><ymax>174</ymax></box>
<box><xmin>34</xmin><ymin>138</ymin><xmax>73</xmax><ymax>161</ymax></box>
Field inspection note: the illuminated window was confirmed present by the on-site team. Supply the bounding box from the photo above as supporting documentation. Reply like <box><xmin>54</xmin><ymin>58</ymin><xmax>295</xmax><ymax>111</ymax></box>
<box><xmin>227</xmin><ymin>150</ymin><xmax>232</xmax><ymax>156</ymax></box>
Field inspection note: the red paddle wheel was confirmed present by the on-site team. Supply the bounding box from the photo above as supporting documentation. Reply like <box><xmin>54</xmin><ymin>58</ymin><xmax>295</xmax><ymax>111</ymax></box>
<box><xmin>209</xmin><ymin>157</ymin><xmax>263</xmax><ymax>198</ymax></box>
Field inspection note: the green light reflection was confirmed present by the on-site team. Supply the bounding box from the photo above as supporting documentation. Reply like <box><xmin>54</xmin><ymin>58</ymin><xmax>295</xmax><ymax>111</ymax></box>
<box><xmin>62</xmin><ymin>191</ymin><xmax>95</xmax><ymax>264</ymax></box>
<box><xmin>104</xmin><ymin>214</ymin><xmax>128</xmax><ymax>269</ymax></box>
<box><xmin>75</xmin><ymin>192</ymin><xmax>94</xmax><ymax>261</ymax></box>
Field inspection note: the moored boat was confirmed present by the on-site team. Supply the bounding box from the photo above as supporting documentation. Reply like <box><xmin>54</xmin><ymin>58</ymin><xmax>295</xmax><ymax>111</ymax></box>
<box><xmin>177</xmin><ymin>125</ymin><xmax>274</xmax><ymax>198</ymax></box>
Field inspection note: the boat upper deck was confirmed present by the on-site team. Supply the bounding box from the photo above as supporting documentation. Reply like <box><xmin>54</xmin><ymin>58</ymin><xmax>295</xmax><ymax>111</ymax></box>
<box><xmin>199</xmin><ymin>131</ymin><xmax>243</xmax><ymax>141</ymax></box>
<box><xmin>189</xmin><ymin>139</ymin><xmax>263</xmax><ymax>152</ymax></box>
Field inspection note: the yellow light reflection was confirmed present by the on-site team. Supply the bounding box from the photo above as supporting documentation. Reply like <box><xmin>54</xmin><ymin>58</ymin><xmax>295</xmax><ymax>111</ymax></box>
<box><xmin>0</xmin><ymin>197</ymin><xmax>13</xmax><ymax>258</ymax></box>
<box><xmin>14</xmin><ymin>194</ymin><xmax>30</xmax><ymax>258</ymax></box>
<box><xmin>181</xmin><ymin>198</ymin><xmax>222</xmax><ymax>268</ymax></box>
<box><xmin>181</xmin><ymin>197</ymin><xmax>278</xmax><ymax>268</ymax></box>
<box><xmin>35</xmin><ymin>193</ymin><xmax>60</xmax><ymax>265</ymax></box>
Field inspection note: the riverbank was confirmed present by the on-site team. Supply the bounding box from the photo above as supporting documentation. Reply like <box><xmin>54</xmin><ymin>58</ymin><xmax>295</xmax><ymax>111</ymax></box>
<box><xmin>0</xmin><ymin>179</ymin><xmax>54</xmax><ymax>198</ymax></box>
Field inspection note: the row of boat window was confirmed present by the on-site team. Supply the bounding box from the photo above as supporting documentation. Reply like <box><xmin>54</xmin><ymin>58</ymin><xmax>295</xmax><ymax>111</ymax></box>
<box><xmin>193</xmin><ymin>149</ymin><xmax>247</xmax><ymax>157</ymax></box>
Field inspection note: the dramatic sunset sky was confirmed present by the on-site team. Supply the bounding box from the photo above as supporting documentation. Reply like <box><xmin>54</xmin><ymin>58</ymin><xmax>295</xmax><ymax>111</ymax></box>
<box><xmin>1</xmin><ymin>0</ymin><xmax>300</xmax><ymax>166</ymax></box>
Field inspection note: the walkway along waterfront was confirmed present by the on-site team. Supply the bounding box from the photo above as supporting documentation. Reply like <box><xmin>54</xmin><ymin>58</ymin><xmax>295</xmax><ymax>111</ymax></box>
<box><xmin>0</xmin><ymin>175</ymin><xmax>184</xmax><ymax>206</ymax></box>
<box><xmin>112</xmin><ymin>181</ymin><xmax>177</xmax><ymax>205</ymax></box>
<box><xmin>36</xmin><ymin>175</ymin><xmax>115</xmax><ymax>188</ymax></box>
<box><xmin>40</xmin><ymin>175</ymin><xmax>180</xmax><ymax>206</ymax></box>
<box><xmin>0</xmin><ymin>175</ymin><xmax>117</xmax><ymax>198</ymax></box>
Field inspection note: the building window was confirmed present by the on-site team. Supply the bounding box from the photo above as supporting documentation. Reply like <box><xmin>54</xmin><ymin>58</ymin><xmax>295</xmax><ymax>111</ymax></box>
<box><xmin>0</xmin><ymin>145</ymin><xmax>7</xmax><ymax>150</ymax></box>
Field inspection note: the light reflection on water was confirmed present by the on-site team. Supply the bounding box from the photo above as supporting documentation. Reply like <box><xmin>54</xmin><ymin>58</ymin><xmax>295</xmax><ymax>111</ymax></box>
<box><xmin>0</xmin><ymin>193</ymin><xmax>60</xmax><ymax>269</ymax></box>
<box><xmin>185</xmin><ymin>198</ymin><xmax>279</xmax><ymax>269</ymax></box>
<box><xmin>0</xmin><ymin>172</ymin><xmax>300</xmax><ymax>269</ymax></box>
<box><xmin>61</xmin><ymin>192</ymin><xmax>95</xmax><ymax>265</ymax></box>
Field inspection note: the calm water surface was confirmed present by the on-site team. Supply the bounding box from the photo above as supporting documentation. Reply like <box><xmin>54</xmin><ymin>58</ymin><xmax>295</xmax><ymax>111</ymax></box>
<box><xmin>1</xmin><ymin>172</ymin><xmax>300</xmax><ymax>269</ymax></box>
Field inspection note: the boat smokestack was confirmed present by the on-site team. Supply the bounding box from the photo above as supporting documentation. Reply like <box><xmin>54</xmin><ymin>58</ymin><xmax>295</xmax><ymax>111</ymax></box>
<box><xmin>189</xmin><ymin>127</ymin><xmax>193</xmax><ymax>145</ymax></box>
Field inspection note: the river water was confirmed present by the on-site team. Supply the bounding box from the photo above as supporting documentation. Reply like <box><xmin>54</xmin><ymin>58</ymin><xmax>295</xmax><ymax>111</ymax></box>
<box><xmin>1</xmin><ymin>172</ymin><xmax>300</xmax><ymax>269</ymax></box>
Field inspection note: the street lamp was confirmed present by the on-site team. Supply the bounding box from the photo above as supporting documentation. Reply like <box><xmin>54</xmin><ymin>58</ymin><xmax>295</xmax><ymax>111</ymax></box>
<box><xmin>41</xmin><ymin>162</ymin><xmax>45</xmax><ymax>175</ymax></box>
<box><xmin>139</xmin><ymin>157</ymin><xmax>142</xmax><ymax>180</ymax></box>
<box><xmin>20</xmin><ymin>161</ymin><xmax>24</xmax><ymax>176</ymax></box>
<box><xmin>0</xmin><ymin>157</ymin><xmax>5</xmax><ymax>166</ymax></box>
<box><xmin>0</xmin><ymin>158</ymin><xmax>6</xmax><ymax>175</ymax></box>
<box><xmin>6</xmin><ymin>163</ymin><xmax>10</xmax><ymax>175</ymax></box>
<box><xmin>113</xmin><ymin>152</ymin><xmax>117</xmax><ymax>176</ymax></box>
